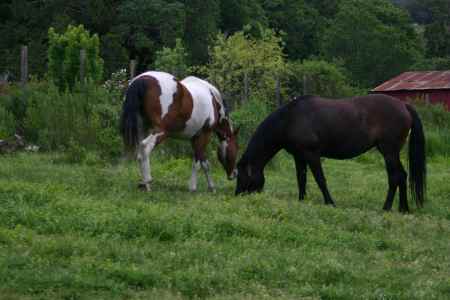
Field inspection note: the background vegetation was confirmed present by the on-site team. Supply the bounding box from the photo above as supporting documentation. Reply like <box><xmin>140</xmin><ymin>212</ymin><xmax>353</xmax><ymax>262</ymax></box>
<box><xmin>1</xmin><ymin>0</ymin><xmax>449</xmax><ymax>88</ymax></box>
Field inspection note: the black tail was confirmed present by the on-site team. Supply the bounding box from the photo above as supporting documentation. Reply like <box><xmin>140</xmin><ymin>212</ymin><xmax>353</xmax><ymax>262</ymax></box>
<box><xmin>406</xmin><ymin>104</ymin><xmax>427</xmax><ymax>208</ymax></box>
<box><xmin>120</xmin><ymin>77</ymin><xmax>149</xmax><ymax>152</ymax></box>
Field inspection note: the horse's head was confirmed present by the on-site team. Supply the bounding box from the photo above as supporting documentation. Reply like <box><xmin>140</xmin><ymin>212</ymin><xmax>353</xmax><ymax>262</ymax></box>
<box><xmin>216</xmin><ymin>118</ymin><xmax>240</xmax><ymax>180</ymax></box>
<box><xmin>235</xmin><ymin>160</ymin><xmax>265</xmax><ymax>195</ymax></box>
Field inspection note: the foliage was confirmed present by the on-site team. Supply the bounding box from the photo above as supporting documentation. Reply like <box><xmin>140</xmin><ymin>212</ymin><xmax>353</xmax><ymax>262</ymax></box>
<box><xmin>183</xmin><ymin>0</ymin><xmax>220</xmax><ymax>65</ymax></box>
<box><xmin>103</xmin><ymin>68</ymin><xmax>129</xmax><ymax>96</ymax></box>
<box><xmin>100</xmin><ymin>33</ymin><xmax>129</xmax><ymax>79</ymax></box>
<box><xmin>218</xmin><ymin>0</ymin><xmax>267</xmax><ymax>34</ymax></box>
<box><xmin>412</xmin><ymin>56</ymin><xmax>450</xmax><ymax>71</ymax></box>
<box><xmin>424</xmin><ymin>21</ymin><xmax>450</xmax><ymax>58</ymax></box>
<box><xmin>230</xmin><ymin>96</ymin><xmax>272</xmax><ymax>143</ymax></box>
<box><xmin>413</xmin><ymin>100</ymin><xmax>450</xmax><ymax>157</ymax></box>
<box><xmin>0</xmin><ymin>105</ymin><xmax>15</xmax><ymax>138</ymax></box>
<box><xmin>320</xmin><ymin>0</ymin><xmax>424</xmax><ymax>88</ymax></box>
<box><xmin>205</xmin><ymin>27</ymin><xmax>287</xmax><ymax>108</ymax></box>
<box><xmin>48</xmin><ymin>25</ymin><xmax>104</xmax><ymax>90</ymax></box>
<box><xmin>0</xmin><ymin>80</ymin><xmax>122</xmax><ymax>161</ymax></box>
<box><xmin>153</xmin><ymin>39</ymin><xmax>189</xmax><ymax>78</ymax></box>
<box><xmin>116</xmin><ymin>0</ymin><xmax>186</xmax><ymax>67</ymax></box>
<box><xmin>262</xmin><ymin>0</ymin><xmax>324</xmax><ymax>60</ymax></box>
<box><xmin>0</xmin><ymin>150</ymin><xmax>449</xmax><ymax>299</ymax></box>
<box><xmin>287</xmin><ymin>59</ymin><xmax>362</xmax><ymax>98</ymax></box>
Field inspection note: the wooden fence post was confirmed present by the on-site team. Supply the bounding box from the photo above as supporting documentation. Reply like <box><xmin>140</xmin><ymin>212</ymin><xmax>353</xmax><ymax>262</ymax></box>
<box><xmin>129</xmin><ymin>59</ymin><xmax>137</xmax><ymax>79</ymax></box>
<box><xmin>20</xmin><ymin>45</ymin><xmax>28</xmax><ymax>85</ymax></box>
<box><xmin>303</xmin><ymin>75</ymin><xmax>310</xmax><ymax>96</ymax></box>
<box><xmin>275</xmin><ymin>77</ymin><xmax>282</xmax><ymax>107</ymax></box>
<box><xmin>242</xmin><ymin>72</ymin><xmax>249</xmax><ymax>105</ymax></box>
<box><xmin>79</xmin><ymin>49</ymin><xmax>86</xmax><ymax>84</ymax></box>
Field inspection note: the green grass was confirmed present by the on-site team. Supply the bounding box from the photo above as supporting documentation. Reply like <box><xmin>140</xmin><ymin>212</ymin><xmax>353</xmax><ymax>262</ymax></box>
<box><xmin>0</xmin><ymin>152</ymin><xmax>449</xmax><ymax>300</ymax></box>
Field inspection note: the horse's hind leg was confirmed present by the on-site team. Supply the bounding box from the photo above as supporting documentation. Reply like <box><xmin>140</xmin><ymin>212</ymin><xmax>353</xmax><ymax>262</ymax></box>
<box><xmin>380</xmin><ymin>150</ymin><xmax>408</xmax><ymax>213</ymax></box>
<box><xmin>304</xmin><ymin>152</ymin><xmax>335</xmax><ymax>206</ymax></box>
<box><xmin>191</xmin><ymin>130</ymin><xmax>215</xmax><ymax>192</ymax></box>
<box><xmin>137</xmin><ymin>130</ymin><xmax>166</xmax><ymax>191</ymax></box>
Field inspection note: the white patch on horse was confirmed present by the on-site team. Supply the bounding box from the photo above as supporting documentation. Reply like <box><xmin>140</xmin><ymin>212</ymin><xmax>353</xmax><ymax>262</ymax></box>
<box><xmin>189</xmin><ymin>161</ymin><xmax>201</xmax><ymax>192</ymax></box>
<box><xmin>181</xmin><ymin>76</ymin><xmax>222</xmax><ymax>137</ymax></box>
<box><xmin>130</xmin><ymin>71</ymin><xmax>178</xmax><ymax>118</ymax></box>
<box><xmin>220</xmin><ymin>140</ymin><xmax>228</xmax><ymax>159</ymax></box>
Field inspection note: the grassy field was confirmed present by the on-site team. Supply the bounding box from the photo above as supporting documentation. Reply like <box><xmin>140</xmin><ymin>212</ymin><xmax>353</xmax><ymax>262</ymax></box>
<box><xmin>0</xmin><ymin>151</ymin><xmax>449</xmax><ymax>300</ymax></box>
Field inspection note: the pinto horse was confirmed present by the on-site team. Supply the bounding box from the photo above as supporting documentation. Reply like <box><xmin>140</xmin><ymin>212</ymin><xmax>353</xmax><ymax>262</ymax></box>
<box><xmin>235</xmin><ymin>94</ymin><xmax>427</xmax><ymax>213</ymax></box>
<box><xmin>120</xmin><ymin>71</ymin><xmax>239</xmax><ymax>191</ymax></box>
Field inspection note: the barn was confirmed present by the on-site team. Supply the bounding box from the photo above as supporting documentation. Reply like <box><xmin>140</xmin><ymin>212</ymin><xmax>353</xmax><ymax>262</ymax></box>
<box><xmin>371</xmin><ymin>71</ymin><xmax>450</xmax><ymax>110</ymax></box>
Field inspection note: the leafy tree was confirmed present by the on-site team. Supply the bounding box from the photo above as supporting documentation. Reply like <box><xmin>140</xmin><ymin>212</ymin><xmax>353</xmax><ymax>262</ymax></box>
<box><xmin>424</xmin><ymin>22</ymin><xmax>450</xmax><ymax>58</ymax></box>
<box><xmin>153</xmin><ymin>39</ymin><xmax>189</xmax><ymax>78</ymax></box>
<box><xmin>261</xmin><ymin>0</ymin><xmax>323</xmax><ymax>60</ymax></box>
<box><xmin>288</xmin><ymin>60</ymin><xmax>360</xmax><ymax>98</ymax></box>
<box><xmin>321</xmin><ymin>0</ymin><xmax>424</xmax><ymax>87</ymax></box>
<box><xmin>412</xmin><ymin>56</ymin><xmax>450</xmax><ymax>71</ymax></box>
<box><xmin>100</xmin><ymin>33</ymin><xmax>129</xmax><ymax>78</ymax></box>
<box><xmin>205</xmin><ymin>27</ymin><xmax>286</xmax><ymax>108</ymax></box>
<box><xmin>306</xmin><ymin>0</ymin><xmax>341</xmax><ymax>19</ymax></box>
<box><xmin>183</xmin><ymin>0</ymin><xmax>220</xmax><ymax>65</ymax></box>
<box><xmin>0</xmin><ymin>0</ymin><xmax>55</xmax><ymax>77</ymax></box>
<box><xmin>116</xmin><ymin>0</ymin><xmax>185</xmax><ymax>70</ymax></box>
<box><xmin>218</xmin><ymin>0</ymin><xmax>267</xmax><ymax>34</ymax></box>
<box><xmin>48</xmin><ymin>25</ymin><xmax>104</xmax><ymax>90</ymax></box>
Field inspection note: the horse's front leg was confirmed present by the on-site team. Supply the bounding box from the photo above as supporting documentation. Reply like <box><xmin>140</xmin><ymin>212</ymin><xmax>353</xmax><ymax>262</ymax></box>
<box><xmin>304</xmin><ymin>152</ymin><xmax>336</xmax><ymax>206</ymax></box>
<box><xmin>137</xmin><ymin>130</ymin><xmax>166</xmax><ymax>191</ymax></box>
<box><xmin>189</xmin><ymin>160</ymin><xmax>201</xmax><ymax>192</ymax></box>
<box><xmin>190</xmin><ymin>131</ymin><xmax>215</xmax><ymax>192</ymax></box>
<box><xmin>294</xmin><ymin>155</ymin><xmax>307</xmax><ymax>201</ymax></box>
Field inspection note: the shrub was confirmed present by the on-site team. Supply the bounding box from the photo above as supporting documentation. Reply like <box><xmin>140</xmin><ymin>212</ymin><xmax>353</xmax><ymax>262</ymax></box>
<box><xmin>230</xmin><ymin>96</ymin><xmax>271</xmax><ymax>144</ymax></box>
<box><xmin>0</xmin><ymin>105</ymin><xmax>15</xmax><ymax>138</ymax></box>
<box><xmin>48</xmin><ymin>25</ymin><xmax>104</xmax><ymax>90</ymax></box>
<box><xmin>103</xmin><ymin>69</ymin><xmax>128</xmax><ymax>96</ymax></box>
<box><xmin>64</xmin><ymin>138</ymin><xmax>87</xmax><ymax>164</ymax></box>
<box><xmin>153</xmin><ymin>38</ymin><xmax>189</xmax><ymax>79</ymax></box>
<box><xmin>287</xmin><ymin>60</ymin><xmax>362</xmax><ymax>98</ymax></box>
<box><xmin>205</xmin><ymin>27</ymin><xmax>287</xmax><ymax>109</ymax></box>
<box><xmin>0</xmin><ymin>80</ymin><xmax>123</xmax><ymax>160</ymax></box>
<box><xmin>413</xmin><ymin>100</ymin><xmax>450</xmax><ymax>158</ymax></box>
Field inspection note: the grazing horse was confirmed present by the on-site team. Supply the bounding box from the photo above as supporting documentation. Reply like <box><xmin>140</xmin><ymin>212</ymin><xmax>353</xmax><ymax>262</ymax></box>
<box><xmin>235</xmin><ymin>94</ymin><xmax>427</xmax><ymax>213</ymax></box>
<box><xmin>120</xmin><ymin>71</ymin><xmax>239</xmax><ymax>191</ymax></box>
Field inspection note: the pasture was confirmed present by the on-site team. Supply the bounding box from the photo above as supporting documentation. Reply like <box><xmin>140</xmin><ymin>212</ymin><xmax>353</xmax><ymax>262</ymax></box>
<box><xmin>0</xmin><ymin>151</ymin><xmax>449</xmax><ymax>300</ymax></box>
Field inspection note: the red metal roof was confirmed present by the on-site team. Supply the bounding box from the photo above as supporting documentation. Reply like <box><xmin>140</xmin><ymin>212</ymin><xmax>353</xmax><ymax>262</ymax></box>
<box><xmin>372</xmin><ymin>71</ymin><xmax>450</xmax><ymax>92</ymax></box>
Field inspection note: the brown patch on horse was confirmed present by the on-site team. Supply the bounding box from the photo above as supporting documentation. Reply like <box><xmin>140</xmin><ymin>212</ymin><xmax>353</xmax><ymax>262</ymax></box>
<box><xmin>140</xmin><ymin>76</ymin><xmax>163</xmax><ymax>129</ymax></box>
<box><xmin>211</xmin><ymin>91</ymin><xmax>221</xmax><ymax>128</ymax></box>
<box><xmin>161</xmin><ymin>79</ymin><xmax>194</xmax><ymax>132</ymax></box>
<box><xmin>192</xmin><ymin>127</ymin><xmax>213</xmax><ymax>162</ymax></box>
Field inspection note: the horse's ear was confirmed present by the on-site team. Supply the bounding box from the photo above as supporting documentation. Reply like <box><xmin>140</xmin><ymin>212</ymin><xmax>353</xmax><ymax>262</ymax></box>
<box><xmin>233</xmin><ymin>126</ymin><xmax>240</xmax><ymax>136</ymax></box>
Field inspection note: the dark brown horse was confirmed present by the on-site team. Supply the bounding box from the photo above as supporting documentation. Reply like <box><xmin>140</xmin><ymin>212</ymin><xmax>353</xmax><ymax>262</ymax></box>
<box><xmin>235</xmin><ymin>94</ymin><xmax>427</xmax><ymax>213</ymax></box>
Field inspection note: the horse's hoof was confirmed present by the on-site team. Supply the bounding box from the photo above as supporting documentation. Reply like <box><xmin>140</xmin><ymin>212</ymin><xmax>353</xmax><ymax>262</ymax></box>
<box><xmin>138</xmin><ymin>182</ymin><xmax>151</xmax><ymax>192</ymax></box>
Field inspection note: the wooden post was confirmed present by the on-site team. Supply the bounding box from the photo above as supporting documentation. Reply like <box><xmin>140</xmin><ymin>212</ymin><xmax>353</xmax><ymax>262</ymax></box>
<box><xmin>79</xmin><ymin>49</ymin><xmax>86</xmax><ymax>83</ymax></box>
<box><xmin>303</xmin><ymin>75</ymin><xmax>308</xmax><ymax>95</ymax></box>
<box><xmin>20</xmin><ymin>45</ymin><xmax>28</xmax><ymax>85</ymax></box>
<box><xmin>276</xmin><ymin>77</ymin><xmax>282</xmax><ymax>107</ymax></box>
<box><xmin>129</xmin><ymin>59</ymin><xmax>137</xmax><ymax>79</ymax></box>
<box><xmin>242</xmin><ymin>72</ymin><xmax>249</xmax><ymax>105</ymax></box>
